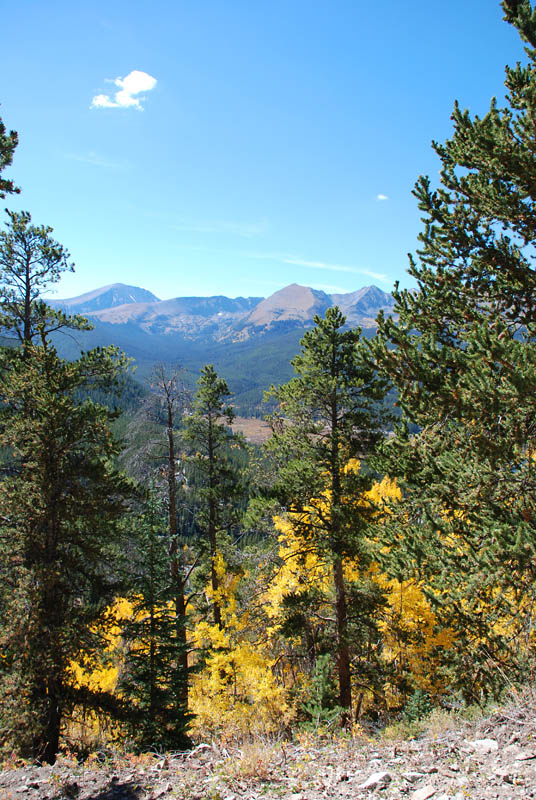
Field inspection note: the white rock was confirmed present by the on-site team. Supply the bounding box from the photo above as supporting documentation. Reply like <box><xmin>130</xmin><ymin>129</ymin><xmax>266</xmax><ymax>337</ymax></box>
<box><xmin>358</xmin><ymin>770</ymin><xmax>392</xmax><ymax>790</ymax></box>
<box><xmin>402</xmin><ymin>771</ymin><xmax>425</xmax><ymax>783</ymax></box>
<box><xmin>411</xmin><ymin>786</ymin><xmax>436</xmax><ymax>800</ymax></box>
<box><xmin>515</xmin><ymin>748</ymin><xmax>536</xmax><ymax>760</ymax></box>
<box><xmin>466</xmin><ymin>738</ymin><xmax>499</xmax><ymax>754</ymax></box>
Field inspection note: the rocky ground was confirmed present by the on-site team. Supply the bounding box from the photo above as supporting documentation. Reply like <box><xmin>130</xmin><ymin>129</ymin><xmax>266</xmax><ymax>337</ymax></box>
<box><xmin>2</xmin><ymin>692</ymin><xmax>536</xmax><ymax>799</ymax></box>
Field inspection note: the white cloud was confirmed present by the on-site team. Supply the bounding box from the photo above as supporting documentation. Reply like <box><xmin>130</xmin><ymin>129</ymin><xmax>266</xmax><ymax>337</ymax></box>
<box><xmin>376</xmin><ymin>193</ymin><xmax>389</xmax><ymax>201</ymax></box>
<box><xmin>91</xmin><ymin>70</ymin><xmax>157</xmax><ymax>110</ymax></box>
<box><xmin>282</xmin><ymin>256</ymin><xmax>390</xmax><ymax>284</ymax></box>
<box><xmin>175</xmin><ymin>219</ymin><xmax>268</xmax><ymax>238</ymax></box>
<box><xmin>283</xmin><ymin>256</ymin><xmax>356</xmax><ymax>273</ymax></box>
<box><xmin>236</xmin><ymin>251</ymin><xmax>390</xmax><ymax>285</ymax></box>
<box><xmin>66</xmin><ymin>151</ymin><xmax>128</xmax><ymax>169</ymax></box>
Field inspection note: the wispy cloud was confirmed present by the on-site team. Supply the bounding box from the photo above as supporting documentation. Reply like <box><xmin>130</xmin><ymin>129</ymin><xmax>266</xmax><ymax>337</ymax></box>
<box><xmin>376</xmin><ymin>193</ymin><xmax>389</xmax><ymax>201</ymax></box>
<box><xmin>91</xmin><ymin>70</ymin><xmax>157</xmax><ymax>110</ymax></box>
<box><xmin>174</xmin><ymin>219</ymin><xmax>268</xmax><ymax>238</ymax></box>
<box><xmin>237</xmin><ymin>251</ymin><xmax>390</xmax><ymax>285</ymax></box>
<box><xmin>65</xmin><ymin>151</ymin><xmax>129</xmax><ymax>169</ymax></box>
<box><xmin>282</xmin><ymin>256</ymin><xmax>357</xmax><ymax>274</ymax></box>
<box><xmin>161</xmin><ymin>243</ymin><xmax>392</xmax><ymax>286</ymax></box>
<box><xmin>280</xmin><ymin>256</ymin><xmax>390</xmax><ymax>284</ymax></box>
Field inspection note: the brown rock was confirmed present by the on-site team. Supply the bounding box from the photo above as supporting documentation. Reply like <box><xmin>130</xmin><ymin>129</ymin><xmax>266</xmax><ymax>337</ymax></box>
<box><xmin>358</xmin><ymin>771</ymin><xmax>392</xmax><ymax>790</ymax></box>
<box><xmin>411</xmin><ymin>786</ymin><xmax>436</xmax><ymax>800</ymax></box>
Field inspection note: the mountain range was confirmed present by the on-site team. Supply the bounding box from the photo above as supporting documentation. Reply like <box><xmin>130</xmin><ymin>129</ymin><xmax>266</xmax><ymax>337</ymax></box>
<box><xmin>53</xmin><ymin>282</ymin><xmax>395</xmax><ymax>340</ymax></box>
<box><xmin>50</xmin><ymin>282</ymin><xmax>396</xmax><ymax>415</ymax></box>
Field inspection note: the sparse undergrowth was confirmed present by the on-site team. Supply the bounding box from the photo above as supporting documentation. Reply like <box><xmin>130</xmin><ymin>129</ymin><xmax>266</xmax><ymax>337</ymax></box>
<box><xmin>3</xmin><ymin>688</ymin><xmax>536</xmax><ymax>799</ymax></box>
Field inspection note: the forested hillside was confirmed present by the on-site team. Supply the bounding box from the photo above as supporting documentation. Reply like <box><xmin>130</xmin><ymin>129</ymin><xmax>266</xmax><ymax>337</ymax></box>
<box><xmin>2</xmin><ymin>0</ymin><xmax>536</xmax><ymax>769</ymax></box>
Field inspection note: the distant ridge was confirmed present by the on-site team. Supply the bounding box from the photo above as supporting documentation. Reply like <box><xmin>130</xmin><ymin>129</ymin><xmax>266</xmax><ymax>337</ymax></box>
<box><xmin>86</xmin><ymin>294</ymin><xmax>263</xmax><ymax>337</ymax></box>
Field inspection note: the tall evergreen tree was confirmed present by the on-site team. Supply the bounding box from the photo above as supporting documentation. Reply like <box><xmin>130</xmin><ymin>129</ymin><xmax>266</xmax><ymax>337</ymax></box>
<box><xmin>372</xmin><ymin>0</ymin><xmax>536</xmax><ymax>699</ymax></box>
<box><xmin>120</xmin><ymin>366</ymin><xmax>193</xmax><ymax>749</ymax></box>
<box><xmin>0</xmin><ymin>332</ymin><xmax>136</xmax><ymax>762</ymax></box>
<box><xmin>119</xmin><ymin>492</ymin><xmax>192</xmax><ymax>750</ymax></box>
<box><xmin>153</xmin><ymin>366</ymin><xmax>191</xmax><ymax>721</ymax></box>
<box><xmin>184</xmin><ymin>365</ymin><xmax>244</xmax><ymax>629</ymax></box>
<box><xmin>0</xmin><ymin>118</ymin><xmax>138</xmax><ymax>758</ymax></box>
<box><xmin>265</xmin><ymin>307</ymin><xmax>389</xmax><ymax>717</ymax></box>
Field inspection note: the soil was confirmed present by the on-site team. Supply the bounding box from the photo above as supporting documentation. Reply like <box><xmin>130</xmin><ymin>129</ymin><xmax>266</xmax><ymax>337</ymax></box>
<box><xmin>2</xmin><ymin>692</ymin><xmax>536</xmax><ymax>799</ymax></box>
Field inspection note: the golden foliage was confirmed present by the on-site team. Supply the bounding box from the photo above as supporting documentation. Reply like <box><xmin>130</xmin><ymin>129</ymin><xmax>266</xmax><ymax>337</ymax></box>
<box><xmin>189</xmin><ymin>554</ymin><xmax>293</xmax><ymax>741</ymax></box>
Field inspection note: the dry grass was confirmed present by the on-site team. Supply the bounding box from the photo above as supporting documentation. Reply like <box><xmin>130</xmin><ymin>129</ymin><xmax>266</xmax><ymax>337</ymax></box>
<box><xmin>4</xmin><ymin>691</ymin><xmax>536</xmax><ymax>799</ymax></box>
<box><xmin>231</xmin><ymin>416</ymin><xmax>271</xmax><ymax>444</ymax></box>
<box><xmin>220</xmin><ymin>740</ymin><xmax>282</xmax><ymax>782</ymax></box>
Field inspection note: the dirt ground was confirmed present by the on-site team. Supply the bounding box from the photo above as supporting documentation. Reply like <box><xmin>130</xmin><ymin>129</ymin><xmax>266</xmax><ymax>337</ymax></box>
<box><xmin>2</xmin><ymin>692</ymin><xmax>536</xmax><ymax>799</ymax></box>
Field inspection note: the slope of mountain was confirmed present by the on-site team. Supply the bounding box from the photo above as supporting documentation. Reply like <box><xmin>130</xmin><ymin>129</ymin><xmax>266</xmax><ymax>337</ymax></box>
<box><xmin>88</xmin><ymin>295</ymin><xmax>262</xmax><ymax>337</ymax></box>
<box><xmin>51</xmin><ymin>283</ymin><xmax>160</xmax><ymax>313</ymax></box>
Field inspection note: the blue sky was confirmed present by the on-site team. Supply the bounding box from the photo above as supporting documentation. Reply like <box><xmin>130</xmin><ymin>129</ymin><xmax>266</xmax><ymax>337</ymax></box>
<box><xmin>1</xmin><ymin>0</ymin><xmax>524</xmax><ymax>301</ymax></box>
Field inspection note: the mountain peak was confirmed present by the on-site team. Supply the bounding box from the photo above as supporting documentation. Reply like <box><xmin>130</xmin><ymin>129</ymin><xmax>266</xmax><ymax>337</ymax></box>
<box><xmin>246</xmin><ymin>284</ymin><xmax>331</xmax><ymax>328</ymax></box>
<box><xmin>331</xmin><ymin>285</ymin><xmax>395</xmax><ymax>321</ymax></box>
<box><xmin>51</xmin><ymin>284</ymin><xmax>161</xmax><ymax>314</ymax></box>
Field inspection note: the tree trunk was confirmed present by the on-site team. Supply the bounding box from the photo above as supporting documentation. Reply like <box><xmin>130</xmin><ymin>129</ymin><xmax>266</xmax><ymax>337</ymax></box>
<box><xmin>41</xmin><ymin>679</ymin><xmax>61</xmax><ymax>765</ymax></box>
<box><xmin>333</xmin><ymin>555</ymin><xmax>352</xmax><ymax>714</ymax></box>
<box><xmin>166</xmin><ymin>400</ymin><xmax>189</xmax><ymax>712</ymax></box>
<box><xmin>329</xmin><ymin>370</ymin><xmax>352</xmax><ymax>715</ymax></box>
<box><xmin>207</xmin><ymin>418</ymin><xmax>222</xmax><ymax>628</ymax></box>
<box><xmin>23</xmin><ymin>254</ymin><xmax>31</xmax><ymax>345</ymax></box>
<box><xmin>38</xmin><ymin>514</ymin><xmax>62</xmax><ymax>764</ymax></box>
<box><xmin>174</xmin><ymin>582</ymin><xmax>189</xmax><ymax>709</ymax></box>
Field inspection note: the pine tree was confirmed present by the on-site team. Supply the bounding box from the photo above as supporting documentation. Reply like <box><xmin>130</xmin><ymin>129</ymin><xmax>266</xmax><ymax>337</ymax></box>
<box><xmin>0</xmin><ymin>122</ymin><xmax>137</xmax><ymax>758</ymax></box>
<box><xmin>120</xmin><ymin>366</ymin><xmax>193</xmax><ymax>749</ymax></box>
<box><xmin>0</xmin><ymin>331</ymin><xmax>136</xmax><ymax>762</ymax></box>
<box><xmin>265</xmin><ymin>307</ymin><xmax>390</xmax><ymax>717</ymax></box>
<box><xmin>119</xmin><ymin>493</ymin><xmax>192</xmax><ymax>750</ymax></box>
<box><xmin>184</xmin><ymin>365</ymin><xmax>244</xmax><ymax>629</ymax></box>
<box><xmin>372</xmin><ymin>0</ymin><xmax>536</xmax><ymax>699</ymax></box>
